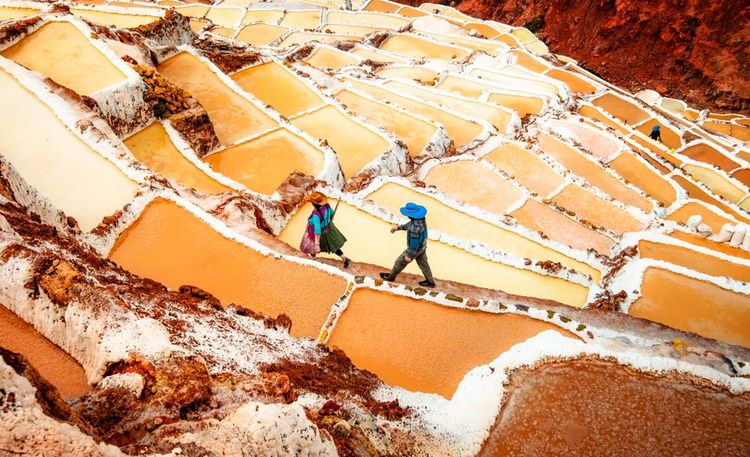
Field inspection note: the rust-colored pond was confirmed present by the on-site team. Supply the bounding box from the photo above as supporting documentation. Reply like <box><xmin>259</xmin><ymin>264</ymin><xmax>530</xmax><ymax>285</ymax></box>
<box><xmin>0</xmin><ymin>304</ymin><xmax>90</xmax><ymax>399</ymax></box>
<box><xmin>608</xmin><ymin>152</ymin><xmax>677</xmax><ymax>206</ymax></box>
<box><xmin>478</xmin><ymin>358</ymin><xmax>750</xmax><ymax>456</ymax></box>
<box><xmin>328</xmin><ymin>289</ymin><xmax>578</xmax><ymax>398</ymax></box>
<box><xmin>630</xmin><ymin>267</ymin><xmax>750</xmax><ymax>348</ymax></box>
<box><xmin>108</xmin><ymin>199</ymin><xmax>347</xmax><ymax>338</ymax></box>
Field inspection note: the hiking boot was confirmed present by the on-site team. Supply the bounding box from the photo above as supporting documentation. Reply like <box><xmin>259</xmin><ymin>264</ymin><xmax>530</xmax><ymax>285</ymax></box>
<box><xmin>379</xmin><ymin>272</ymin><xmax>394</xmax><ymax>282</ymax></box>
<box><xmin>418</xmin><ymin>280</ymin><xmax>436</xmax><ymax>288</ymax></box>
<box><xmin>344</xmin><ymin>258</ymin><xmax>351</xmax><ymax>269</ymax></box>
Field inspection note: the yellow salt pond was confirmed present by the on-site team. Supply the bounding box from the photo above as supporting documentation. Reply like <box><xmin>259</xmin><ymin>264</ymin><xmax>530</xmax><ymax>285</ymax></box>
<box><xmin>71</xmin><ymin>8</ymin><xmax>161</xmax><ymax>27</ymax></box>
<box><xmin>234</xmin><ymin>23</ymin><xmax>288</xmax><ymax>46</ymax></box>
<box><xmin>204</xmin><ymin>7</ymin><xmax>244</xmax><ymax>28</ymax></box>
<box><xmin>158</xmin><ymin>52</ymin><xmax>277</xmax><ymax>146</ymax></box>
<box><xmin>672</xmin><ymin>176</ymin><xmax>750</xmax><ymax>225</ymax></box>
<box><xmin>380</xmin><ymin>34</ymin><xmax>471</xmax><ymax>60</ymax></box>
<box><xmin>684</xmin><ymin>164</ymin><xmax>746</xmax><ymax>204</ymax></box>
<box><xmin>364</xmin><ymin>0</ymin><xmax>400</xmax><ymax>13</ymax></box>
<box><xmin>463</xmin><ymin>21</ymin><xmax>507</xmax><ymax>39</ymax></box>
<box><xmin>0</xmin><ymin>6</ymin><xmax>41</xmax><ymax>20</ymax></box>
<box><xmin>383</xmin><ymin>80</ymin><xmax>514</xmax><ymax>132</ymax></box>
<box><xmin>0</xmin><ymin>69</ymin><xmax>137</xmax><ymax>231</ymax></box>
<box><xmin>367</xmin><ymin>182</ymin><xmax>600</xmax><ymax>281</ymax></box>
<box><xmin>277</xmin><ymin>32</ymin><xmax>362</xmax><ymax>48</ymax></box>
<box><xmin>483</xmin><ymin>143</ymin><xmax>564</xmax><ymax>197</ymax></box>
<box><xmin>334</xmin><ymin>89</ymin><xmax>438</xmax><ymax>157</ymax></box>
<box><xmin>328</xmin><ymin>289</ymin><xmax>579</xmax><ymax>397</ymax></box>
<box><xmin>469</xmin><ymin>68</ymin><xmax>561</xmax><ymax>96</ymax></box>
<box><xmin>671</xmin><ymin>231</ymin><xmax>750</xmax><ymax>261</ymax></box>
<box><xmin>279</xmin><ymin>201</ymin><xmax>589</xmax><ymax>306</ymax></box>
<box><xmin>608</xmin><ymin>153</ymin><xmax>677</xmax><ymax>206</ymax></box>
<box><xmin>667</xmin><ymin>201</ymin><xmax>734</xmax><ymax>234</ymax></box>
<box><xmin>422</xmin><ymin>31</ymin><xmax>507</xmax><ymax>54</ymax></box>
<box><xmin>109</xmin><ymin>199</ymin><xmax>347</xmax><ymax>339</ymax></box>
<box><xmin>436</xmin><ymin>76</ymin><xmax>545</xmax><ymax>115</ymax></box>
<box><xmin>346</xmin><ymin>79</ymin><xmax>484</xmax><ymax>149</ymax></box>
<box><xmin>241</xmin><ymin>9</ymin><xmax>284</xmax><ymax>25</ymax></box>
<box><xmin>204</xmin><ymin>128</ymin><xmax>324</xmax><ymax>195</ymax></box>
<box><xmin>374</xmin><ymin>66</ymin><xmax>438</xmax><ymax>83</ymax></box>
<box><xmin>279</xmin><ymin>10</ymin><xmax>321</xmax><ymax>29</ymax></box>
<box><xmin>578</xmin><ymin>104</ymin><xmax>631</xmax><ymax>135</ymax></box>
<box><xmin>635</xmin><ymin>119</ymin><xmax>682</xmax><ymax>150</ymax></box>
<box><xmin>304</xmin><ymin>46</ymin><xmax>360</xmax><ymax>70</ymax></box>
<box><xmin>424</xmin><ymin>161</ymin><xmax>525</xmax><ymax>215</ymax></box>
<box><xmin>321</xmin><ymin>23</ymin><xmax>380</xmax><ymax>36</ymax></box>
<box><xmin>551</xmin><ymin>185</ymin><xmax>644</xmax><ymax>233</ymax></box>
<box><xmin>125</xmin><ymin>123</ymin><xmax>231</xmax><ymax>194</ymax></box>
<box><xmin>546</xmin><ymin>68</ymin><xmax>597</xmax><ymax>93</ymax></box>
<box><xmin>2</xmin><ymin>21</ymin><xmax>127</xmax><ymax>96</ymax></box>
<box><xmin>398</xmin><ymin>5</ymin><xmax>428</xmax><ymax>17</ymax></box>
<box><xmin>510</xmin><ymin>50</ymin><xmax>549</xmax><ymax>73</ymax></box>
<box><xmin>680</xmin><ymin>143</ymin><xmax>739</xmax><ymax>172</ymax></box>
<box><xmin>326</xmin><ymin>10</ymin><xmax>409</xmax><ymax>29</ymax></box>
<box><xmin>511</xmin><ymin>200</ymin><xmax>615</xmax><ymax>255</ymax></box>
<box><xmin>350</xmin><ymin>46</ymin><xmax>407</xmax><ymax>64</ymax></box>
<box><xmin>630</xmin><ymin>267</ymin><xmax>750</xmax><ymax>348</ymax></box>
<box><xmin>592</xmin><ymin>92</ymin><xmax>650</xmax><ymax>125</ymax></box>
<box><xmin>290</xmin><ymin>105</ymin><xmax>389</xmax><ymax>177</ymax></box>
<box><xmin>231</xmin><ymin>61</ymin><xmax>323</xmax><ymax>117</ymax></box>
<box><xmin>639</xmin><ymin>240</ymin><xmax>750</xmax><ymax>282</ymax></box>
<box><xmin>539</xmin><ymin>134</ymin><xmax>653</xmax><ymax>212</ymax></box>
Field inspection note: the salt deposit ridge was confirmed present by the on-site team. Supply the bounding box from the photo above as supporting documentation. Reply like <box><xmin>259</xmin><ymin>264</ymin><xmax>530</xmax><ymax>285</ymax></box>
<box><xmin>0</xmin><ymin>0</ymin><xmax>749</xmax><ymax>455</ymax></box>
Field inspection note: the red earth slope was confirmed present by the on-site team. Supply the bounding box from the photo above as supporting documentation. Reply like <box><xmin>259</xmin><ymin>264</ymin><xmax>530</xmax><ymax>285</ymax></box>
<box><xmin>401</xmin><ymin>0</ymin><xmax>750</xmax><ymax>113</ymax></box>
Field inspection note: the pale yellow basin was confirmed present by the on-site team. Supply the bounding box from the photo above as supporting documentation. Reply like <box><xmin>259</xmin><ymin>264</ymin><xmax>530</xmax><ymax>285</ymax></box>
<box><xmin>483</xmin><ymin>143</ymin><xmax>564</xmax><ymax>197</ymax></box>
<box><xmin>125</xmin><ymin>123</ymin><xmax>231</xmax><ymax>195</ymax></box>
<box><xmin>231</xmin><ymin>61</ymin><xmax>324</xmax><ymax>117</ymax></box>
<box><xmin>305</xmin><ymin>46</ymin><xmax>360</xmax><ymax>70</ymax></box>
<box><xmin>334</xmin><ymin>89</ymin><xmax>437</xmax><ymax>157</ymax></box>
<box><xmin>290</xmin><ymin>105</ymin><xmax>389</xmax><ymax>177</ymax></box>
<box><xmin>279</xmin><ymin>201</ymin><xmax>589</xmax><ymax>306</ymax></box>
<box><xmin>380</xmin><ymin>34</ymin><xmax>470</xmax><ymax>61</ymax></box>
<box><xmin>424</xmin><ymin>161</ymin><xmax>525</xmax><ymax>215</ymax></box>
<box><xmin>367</xmin><ymin>182</ymin><xmax>600</xmax><ymax>281</ymax></box>
<box><xmin>0</xmin><ymin>69</ymin><xmax>137</xmax><ymax>231</ymax></box>
<box><xmin>158</xmin><ymin>52</ymin><xmax>277</xmax><ymax>146</ymax></box>
<box><xmin>204</xmin><ymin>128</ymin><xmax>324</xmax><ymax>195</ymax></box>
<box><xmin>71</xmin><ymin>8</ymin><xmax>161</xmax><ymax>28</ymax></box>
<box><xmin>235</xmin><ymin>23</ymin><xmax>288</xmax><ymax>46</ymax></box>
<box><xmin>346</xmin><ymin>79</ymin><xmax>484</xmax><ymax>149</ymax></box>
<box><xmin>2</xmin><ymin>21</ymin><xmax>127</xmax><ymax>95</ymax></box>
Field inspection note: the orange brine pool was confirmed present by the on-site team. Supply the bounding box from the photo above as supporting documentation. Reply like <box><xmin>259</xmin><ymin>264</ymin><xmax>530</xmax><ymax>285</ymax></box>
<box><xmin>108</xmin><ymin>199</ymin><xmax>347</xmax><ymax>338</ymax></box>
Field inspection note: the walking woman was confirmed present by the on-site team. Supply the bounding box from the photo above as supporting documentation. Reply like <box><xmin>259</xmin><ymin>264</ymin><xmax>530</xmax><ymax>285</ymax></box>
<box><xmin>299</xmin><ymin>191</ymin><xmax>351</xmax><ymax>268</ymax></box>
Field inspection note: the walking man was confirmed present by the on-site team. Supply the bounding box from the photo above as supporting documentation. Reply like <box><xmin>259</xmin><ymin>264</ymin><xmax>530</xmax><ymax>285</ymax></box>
<box><xmin>649</xmin><ymin>125</ymin><xmax>662</xmax><ymax>143</ymax></box>
<box><xmin>380</xmin><ymin>202</ymin><xmax>436</xmax><ymax>288</ymax></box>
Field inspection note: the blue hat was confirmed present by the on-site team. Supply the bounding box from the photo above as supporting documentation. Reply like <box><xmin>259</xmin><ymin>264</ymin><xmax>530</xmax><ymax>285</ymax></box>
<box><xmin>400</xmin><ymin>202</ymin><xmax>427</xmax><ymax>219</ymax></box>
<box><xmin>652</xmin><ymin>125</ymin><xmax>660</xmax><ymax>130</ymax></box>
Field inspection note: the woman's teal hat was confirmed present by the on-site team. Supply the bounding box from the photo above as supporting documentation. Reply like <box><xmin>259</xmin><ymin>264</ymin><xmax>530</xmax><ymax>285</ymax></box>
<box><xmin>400</xmin><ymin>202</ymin><xmax>427</xmax><ymax>218</ymax></box>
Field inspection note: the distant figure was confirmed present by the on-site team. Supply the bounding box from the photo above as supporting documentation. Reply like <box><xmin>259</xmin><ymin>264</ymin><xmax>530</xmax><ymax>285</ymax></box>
<box><xmin>300</xmin><ymin>192</ymin><xmax>351</xmax><ymax>268</ymax></box>
<box><xmin>380</xmin><ymin>202</ymin><xmax>435</xmax><ymax>288</ymax></box>
<box><xmin>649</xmin><ymin>125</ymin><xmax>662</xmax><ymax>142</ymax></box>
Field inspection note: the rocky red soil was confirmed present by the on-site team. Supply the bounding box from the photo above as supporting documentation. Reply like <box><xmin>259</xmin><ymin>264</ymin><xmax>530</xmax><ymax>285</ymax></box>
<box><xmin>403</xmin><ymin>0</ymin><xmax>750</xmax><ymax>113</ymax></box>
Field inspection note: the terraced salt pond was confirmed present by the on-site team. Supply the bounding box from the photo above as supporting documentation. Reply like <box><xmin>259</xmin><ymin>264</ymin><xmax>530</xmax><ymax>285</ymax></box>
<box><xmin>289</xmin><ymin>105</ymin><xmax>389</xmax><ymax>177</ymax></box>
<box><xmin>347</xmin><ymin>79</ymin><xmax>485</xmax><ymax>149</ymax></box>
<box><xmin>0</xmin><ymin>68</ymin><xmax>137</xmax><ymax>231</ymax></box>
<box><xmin>0</xmin><ymin>304</ymin><xmax>90</xmax><ymax>399</ymax></box>
<box><xmin>108</xmin><ymin>199</ymin><xmax>347</xmax><ymax>338</ymax></box>
<box><xmin>478</xmin><ymin>358</ymin><xmax>750</xmax><ymax>456</ymax></box>
<box><xmin>366</xmin><ymin>182</ymin><xmax>600</xmax><ymax>281</ymax></box>
<box><xmin>1</xmin><ymin>21</ymin><xmax>127</xmax><ymax>95</ymax></box>
<box><xmin>279</xmin><ymin>200</ymin><xmax>589</xmax><ymax>306</ymax></box>
<box><xmin>158</xmin><ymin>52</ymin><xmax>277</xmax><ymax>146</ymax></box>
<box><xmin>630</xmin><ymin>267</ymin><xmax>750</xmax><ymax>347</ymax></box>
<box><xmin>483</xmin><ymin>143</ymin><xmax>565</xmax><ymax>197</ymax></box>
<box><xmin>125</xmin><ymin>123</ymin><xmax>231</xmax><ymax>195</ymax></box>
<box><xmin>231</xmin><ymin>61</ymin><xmax>324</xmax><ymax>117</ymax></box>
<box><xmin>327</xmin><ymin>289</ymin><xmax>578</xmax><ymax>397</ymax></box>
<box><xmin>333</xmin><ymin>89</ymin><xmax>438</xmax><ymax>157</ymax></box>
<box><xmin>380</xmin><ymin>34</ymin><xmax>470</xmax><ymax>60</ymax></box>
<box><xmin>204</xmin><ymin>128</ymin><xmax>325</xmax><ymax>194</ymax></box>
<box><xmin>638</xmin><ymin>240</ymin><xmax>750</xmax><ymax>282</ymax></box>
